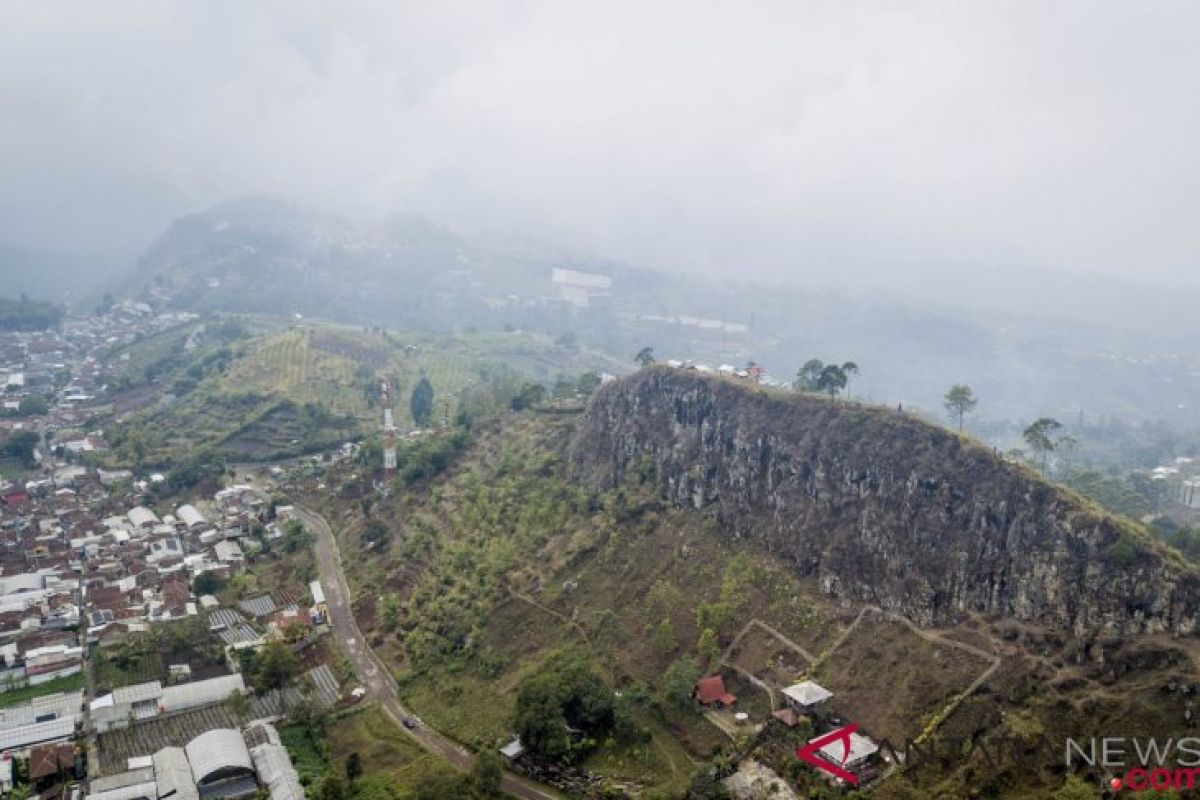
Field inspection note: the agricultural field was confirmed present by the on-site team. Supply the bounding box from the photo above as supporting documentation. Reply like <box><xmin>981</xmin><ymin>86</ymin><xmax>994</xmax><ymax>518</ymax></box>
<box><xmin>106</xmin><ymin>322</ymin><xmax>615</xmax><ymax>467</ymax></box>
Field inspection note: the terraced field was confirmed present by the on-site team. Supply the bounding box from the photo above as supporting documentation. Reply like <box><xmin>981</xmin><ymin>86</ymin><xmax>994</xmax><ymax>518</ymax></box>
<box><xmin>107</xmin><ymin>323</ymin><xmax>617</xmax><ymax>464</ymax></box>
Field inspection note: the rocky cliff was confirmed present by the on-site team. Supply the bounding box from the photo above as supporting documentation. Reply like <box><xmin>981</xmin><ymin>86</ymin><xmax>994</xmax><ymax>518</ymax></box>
<box><xmin>572</xmin><ymin>368</ymin><xmax>1200</xmax><ymax>636</ymax></box>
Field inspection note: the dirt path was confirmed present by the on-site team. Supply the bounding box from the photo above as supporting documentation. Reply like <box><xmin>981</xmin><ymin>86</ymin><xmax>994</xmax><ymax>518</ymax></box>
<box><xmin>297</xmin><ymin>505</ymin><xmax>562</xmax><ymax>800</ymax></box>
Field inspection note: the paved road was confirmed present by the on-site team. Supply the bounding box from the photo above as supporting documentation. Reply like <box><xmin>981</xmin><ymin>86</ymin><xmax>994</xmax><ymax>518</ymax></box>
<box><xmin>297</xmin><ymin>506</ymin><xmax>560</xmax><ymax>800</ymax></box>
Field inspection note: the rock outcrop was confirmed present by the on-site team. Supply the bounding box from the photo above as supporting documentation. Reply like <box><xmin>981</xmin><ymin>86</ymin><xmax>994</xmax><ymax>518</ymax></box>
<box><xmin>572</xmin><ymin>368</ymin><xmax>1200</xmax><ymax>636</ymax></box>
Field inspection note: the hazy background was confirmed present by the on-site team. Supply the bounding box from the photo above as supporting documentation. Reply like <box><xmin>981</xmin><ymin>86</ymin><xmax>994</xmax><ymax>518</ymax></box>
<box><xmin>1</xmin><ymin>0</ymin><xmax>1198</xmax><ymax>289</ymax></box>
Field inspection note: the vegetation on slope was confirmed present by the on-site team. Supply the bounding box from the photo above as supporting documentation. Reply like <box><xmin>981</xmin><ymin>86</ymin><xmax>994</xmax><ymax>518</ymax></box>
<box><xmin>0</xmin><ymin>294</ymin><xmax>63</xmax><ymax>330</ymax></box>
<box><xmin>318</xmin><ymin>402</ymin><xmax>1200</xmax><ymax>799</ymax></box>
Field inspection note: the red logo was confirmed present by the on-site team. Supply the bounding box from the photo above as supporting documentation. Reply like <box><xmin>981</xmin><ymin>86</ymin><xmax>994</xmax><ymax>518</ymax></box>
<box><xmin>797</xmin><ymin>723</ymin><xmax>861</xmax><ymax>785</ymax></box>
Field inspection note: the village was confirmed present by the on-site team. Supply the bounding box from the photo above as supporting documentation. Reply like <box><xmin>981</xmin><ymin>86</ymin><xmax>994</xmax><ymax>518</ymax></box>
<box><xmin>0</xmin><ymin>309</ymin><xmax>360</xmax><ymax>800</ymax></box>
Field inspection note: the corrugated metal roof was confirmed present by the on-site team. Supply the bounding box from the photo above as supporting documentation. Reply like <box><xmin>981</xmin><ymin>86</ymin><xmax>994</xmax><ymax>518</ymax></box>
<box><xmin>160</xmin><ymin>674</ymin><xmax>245</xmax><ymax>714</ymax></box>
<box><xmin>0</xmin><ymin>716</ymin><xmax>75</xmax><ymax>751</ymax></box>
<box><xmin>236</xmin><ymin>596</ymin><xmax>276</xmax><ymax>618</ymax></box>
<box><xmin>176</xmin><ymin>505</ymin><xmax>207</xmax><ymax>529</ymax></box>
<box><xmin>250</xmin><ymin>744</ymin><xmax>304</xmax><ymax>800</ymax></box>
<box><xmin>113</xmin><ymin>681</ymin><xmax>163</xmax><ymax>705</ymax></box>
<box><xmin>185</xmin><ymin>729</ymin><xmax>253</xmax><ymax>785</ymax></box>
<box><xmin>207</xmin><ymin>609</ymin><xmax>245</xmax><ymax>630</ymax></box>
<box><xmin>85</xmin><ymin>781</ymin><xmax>158</xmax><ymax>800</ymax></box>
<box><xmin>217</xmin><ymin>625</ymin><xmax>261</xmax><ymax>646</ymax></box>
<box><xmin>89</xmin><ymin>768</ymin><xmax>156</xmax><ymax>794</ymax></box>
<box><xmin>0</xmin><ymin>689</ymin><xmax>83</xmax><ymax>727</ymax></box>
<box><xmin>153</xmin><ymin>747</ymin><xmax>199</xmax><ymax>800</ymax></box>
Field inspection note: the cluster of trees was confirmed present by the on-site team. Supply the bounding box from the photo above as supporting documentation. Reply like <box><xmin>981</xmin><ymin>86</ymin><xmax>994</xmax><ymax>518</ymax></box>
<box><xmin>237</xmin><ymin>639</ymin><xmax>302</xmax><ymax>692</ymax></box>
<box><xmin>394</xmin><ymin>427</ymin><xmax>471</xmax><ymax>487</ymax></box>
<box><xmin>794</xmin><ymin>359</ymin><xmax>858</xmax><ymax>397</ymax></box>
<box><xmin>0</xmin><ymin>295</ymin><xmax>63</xmax><ymax>331</ymax></box>
<box><xmin>410</xmin><ymin>377</ymin><xmax>435</xmax><ymax>427</ymax></box>
<box><xmin>1022</xmin><ymin>417</ymin><xmax>1072</xmax><ymax>472</ymax></box>
<box><xmin>511</xmin><ymin>650</ymin><xmax>652</xmax><ymax>764</ymax></box>
<box><xmin>282</xmin><ymin>519</ymin><xmax>316</xmax><ymax>553</ymax></box>
<box><xmin>0</xmin><ymin>431</ymin><xmax>39</xmax><ymax>468</ymax></box>
<box><xmin>0</xmin><ymin>395</ymin><xmax>49</xmax><ymax>418</ymax></box>
<box><xmin>514</xmin><ymin>651</ymin><xmax>614</xmax><ymax>763</ymax></box>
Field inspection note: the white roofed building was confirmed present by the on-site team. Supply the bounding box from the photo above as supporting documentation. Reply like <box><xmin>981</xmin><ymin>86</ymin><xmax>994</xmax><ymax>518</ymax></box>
<box><xmin>176</xmin><ymin>505</ymin><xmax>208</xmax><ymax>530</ymax></box>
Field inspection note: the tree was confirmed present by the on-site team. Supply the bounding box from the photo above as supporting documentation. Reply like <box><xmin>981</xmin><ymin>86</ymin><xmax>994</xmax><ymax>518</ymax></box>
<box><xmin>345</xmin><ymin>753</ymin><xmax>362</xmax><ymax>783</ymax></box>
<box><xmin>0</xmin><ymin>431</ymin><xmax>38</xmax><ymax>467</ymax></box>
<box><xmin>414</xmin><ymin>771</ymin><xmax>468</xmax><ymax>800</ymax></box>
<box><xmin>469</xmin><ymin>749</ymin><xmax>503</xmax><ymax>798</ymax></box>
<box><xmin>1023</xmin><ymin>417</ymin><xmax>1063</xmax><ymax>471</ymax></box>
<box><xmin>943</xmin><ymin>384</ymin><xmax>978</xmax><ymax>430</ymax></box>
<box><xmin>15</xmin><ymin>395</ymin><xmax>48</xmax><ymax>417</ymax></box>
<box><xmin>796</xmin><ymin>359</ymin><xmax>857</xmax><ymax>397</ymax></box>
<box><xmin>841</xmin><ymin>361</ymin><xmax>859</xmax><ymax>396</ymax></box>
<box><xmin>794</xmin><ymin>359</ymin><xmax>824</xmax><ymax>392</ymax></box>
<box><xmin>663</xmin><ymin>656</ymin><xmax>702</xmax><ymax>708</ymax></box>
<box><xmin>514</xmin><ymin>652</ymin><xmax>615</xmax><ymax>763</ymax></box>
<box><xmin>510</xmin><ymin>382</ymin><xmax>546</xmax><ymax>411</ymax></box>
<box><xmin>193</xmin><ymin>571</ymin><xmax>227</xmax><ymax>595</ymax></box>
<box><xmin>651</xmin><ymin>617</ymin><xmax>677</xmax><ymax>654</ymax></box>
<box><xmin>697</xmin><ymin>628</ymin><xmax>721</xmax><ymax>667</ymax></box>
<box><xmin>410</xmin><ymin>377</ymin><xmax>435</xmax><ymax>427</ymax></box>
<box><xmin>815</xmin><ymin>363</ymin><xmax>856</xmax><ymax>398</ymax></box>
<box><xmin>282</xmin><ymin>520</ymin><xmax>313</xmax><ymax>554</ymax></box>
<box><xmin>252</xmin><ymin>640</ymin><xmax>301</xmax><ymax>691</ymax></box>
<box><xmin>634</xmin><ymin>347</ymin><xmax>655</xmax><ymax>368</ymax></box>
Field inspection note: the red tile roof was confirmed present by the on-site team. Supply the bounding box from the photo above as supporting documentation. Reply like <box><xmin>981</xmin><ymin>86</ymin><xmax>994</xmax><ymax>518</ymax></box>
<box><xmin>694</xmin><ymin>675</ymin><xmax>736</xmax><ymax>706</ymax></box>
<box><xmin>29</xmin><ymin>744</ymin><xmax>74</xmax><ymax>780</ymax></box>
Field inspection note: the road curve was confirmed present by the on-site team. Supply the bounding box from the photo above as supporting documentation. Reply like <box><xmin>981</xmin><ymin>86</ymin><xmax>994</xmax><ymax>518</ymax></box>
<box><xmin>296</xmin><ymin>506</ymin><xmax>561</xmax><ymax>800</ymax></box>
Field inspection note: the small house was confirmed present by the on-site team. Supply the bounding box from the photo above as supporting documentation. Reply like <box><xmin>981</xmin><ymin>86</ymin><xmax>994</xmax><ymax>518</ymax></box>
<box><xmin>693</xmin><ymin>675</ymin><xmax>737</xmax><ymax>709</ymax></box>
<box><xmin>808</xmin><ymin>729</ymin><xmax>879</xmax><ymax>783</ymax></box>
<box><xmin>782</xmin><ymin>680</ymin><xmax>832</xmax><ymax>713</ymax></box>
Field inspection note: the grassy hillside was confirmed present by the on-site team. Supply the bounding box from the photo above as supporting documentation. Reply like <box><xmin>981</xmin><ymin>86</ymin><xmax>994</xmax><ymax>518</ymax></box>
<box><xmin>104</xmin><ymin>322</ymin><xmax>611</xmax><ymax>468</ymax></box>
<box><xmin>308</xmin><ymin>410</ymin><xmax>1200</xmax><ymax>799</ymax></box>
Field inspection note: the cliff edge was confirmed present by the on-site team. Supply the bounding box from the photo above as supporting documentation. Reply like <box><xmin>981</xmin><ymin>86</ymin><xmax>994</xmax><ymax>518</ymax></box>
<box><xmin>572</xmin><ymin>367</ymin><xmax>1200</xmax><ymax>636</ymax></box>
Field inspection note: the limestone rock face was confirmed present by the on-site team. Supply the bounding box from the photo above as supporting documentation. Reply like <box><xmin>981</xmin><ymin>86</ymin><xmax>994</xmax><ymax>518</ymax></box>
<box><xmin>571</xmin><ymin>368</ymin><xmax>1200</xmax><ymax>636</ymax></box>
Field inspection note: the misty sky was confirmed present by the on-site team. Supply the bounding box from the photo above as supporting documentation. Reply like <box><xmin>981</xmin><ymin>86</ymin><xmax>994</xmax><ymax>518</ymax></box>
<box><xmin>1</xmin><ymin>1</ymin><xmax>1197</xmax><ymax>286</ymax></box>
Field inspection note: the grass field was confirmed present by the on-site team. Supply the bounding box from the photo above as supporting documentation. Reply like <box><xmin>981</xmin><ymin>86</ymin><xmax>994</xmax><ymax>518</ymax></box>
<box><xmin>285</xmin><ymin>705</ymin><xmax>460</xmax><ymax>799</ymax></box>
<box><xmin>813</xmin><ymin>613</ymin><xmax>994</xmax><ymax>745</ymax></box>
<box><xmin>0</xmin><ymin>672</ymin><xmax>85</xmax><ymax>708</ymax></box>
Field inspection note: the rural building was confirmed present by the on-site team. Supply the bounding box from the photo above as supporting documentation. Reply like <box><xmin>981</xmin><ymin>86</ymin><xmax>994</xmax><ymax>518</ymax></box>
<box><xmin>152</xmin><ymin>747</ymin><xmax>199</xmax><ymax>800</ymax></box>
<box><xmin>309</xmin><ymin>581</ymin><xmax>326</xmax><ymax>618</ymax></box>
<box><xmin>782</xmin><ymin>680</ymin><xmax>832</xmax><ymax>713</ymax></box>
<box><xmin>127</xmin><ymin>507</ymin><xmax>160</xmax><ymax>529</ymax></box>
<box><xmin>808</xmin><ymin>729</ymin><xmax>880</xmax><ymax>783</ymax></box>
<box><xmin>159</xmin><ymin>673</ymin><xmax>245</xmax><ymax>714</ymax></box>
<box><xmin>499</xmin><ymin>739</ymin><xmax>525</xmax><ymax>763</ymax></box>
<box><xmin>28</xmin><ymin>743</ymin><xmax>77</xmax><ymax>782</ymax></box>
<box><xmin>176</xmin><ymin>505</ymin><xmax>208</xmax><ymax>531</ymax></box>
<box><xmin>185</xmin><ymin>729</ymin><xmax>256</xmax><ymax>798</ymax></box>
<box><xmin>693</xmin><ymin>675</ymin><xmax>737</xmax><ymax>708</ymax></box>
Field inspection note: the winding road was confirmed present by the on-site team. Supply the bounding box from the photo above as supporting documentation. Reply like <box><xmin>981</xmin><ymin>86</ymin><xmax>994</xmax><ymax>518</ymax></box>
<box><xmin>296</xmin><ymin>506</ymin><xmax>560</xmax><ymax>800</ymax></box>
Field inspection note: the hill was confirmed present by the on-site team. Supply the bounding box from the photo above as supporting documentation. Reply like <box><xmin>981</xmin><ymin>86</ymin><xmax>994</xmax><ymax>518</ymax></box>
<box><xmin>305</xmin><ymin>369</ymin><xmax>1200</xmax><ymax>798</ymax></box>
<box><xmin>102</xmin><ymin>321</ymin><xmax>612</xmax><ymax>469</ymax></box>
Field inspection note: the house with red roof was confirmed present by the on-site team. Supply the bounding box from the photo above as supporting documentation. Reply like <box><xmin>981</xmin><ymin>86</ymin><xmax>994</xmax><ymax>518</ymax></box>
<box><xmin>693</xmin><ymin>674</ymin><xmax>737</xmax><ymax>708</ymax></box>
